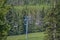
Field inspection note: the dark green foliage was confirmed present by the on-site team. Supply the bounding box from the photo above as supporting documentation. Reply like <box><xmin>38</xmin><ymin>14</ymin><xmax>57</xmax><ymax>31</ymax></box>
<box><xmin>44</xmin><ymin>0</ymin><xmax>60</xmax><ymax>40</ymax></box>
<box><xmin>0</xmin><ymin>0</ymin><xmax>11</xmax><ymax>40</ymax></box>
<box><xmin>6</xmin><ymin>0</ymin><xmax>60</xmax><ymax>40</ymax></box>
<box><xmin>6</xmin><ymin>5</ymin><xmax>50</xmax><ymax>35</ymax></box>
<box><xmin>7</xmin><ymin>0</ymin><xmax>52</xmax><ymax>6</ymax></box>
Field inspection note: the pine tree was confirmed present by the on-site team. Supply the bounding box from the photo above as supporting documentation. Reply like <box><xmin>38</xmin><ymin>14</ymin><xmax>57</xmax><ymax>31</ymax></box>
<box><xmin>44</xmin><ymin>0</ymin><xmax>60</xmax><ymax>40</ymax></box>
<box><xmin>0</xmin><ymin>0</ymin><xmax>11</xmax><ymax>40</ymax></box>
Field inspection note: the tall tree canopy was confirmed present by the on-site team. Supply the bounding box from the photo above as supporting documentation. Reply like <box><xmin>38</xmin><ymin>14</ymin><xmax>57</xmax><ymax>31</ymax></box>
<box><xmin>44</xmin><ymin>0</ymin><xmax>60</xmax><ymax>40</ymax></box>
<box><xmin>0</xmin><ymin>0</ymin><xmax>11</xmax><ymax>40</ymax></box>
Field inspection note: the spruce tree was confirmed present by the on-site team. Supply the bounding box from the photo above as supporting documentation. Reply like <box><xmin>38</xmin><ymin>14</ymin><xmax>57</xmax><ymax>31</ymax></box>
<box><xmin>0</xmin><ymin>0</ymin><xmax>11</xmax><ymax>40</ymax></box>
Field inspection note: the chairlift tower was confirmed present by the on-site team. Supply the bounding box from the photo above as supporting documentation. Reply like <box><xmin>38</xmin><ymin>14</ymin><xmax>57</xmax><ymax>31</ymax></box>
<box><xmin>24</xmin><ymin>16</ymin><xmax>29</xmax><ymax>40</ymax></box>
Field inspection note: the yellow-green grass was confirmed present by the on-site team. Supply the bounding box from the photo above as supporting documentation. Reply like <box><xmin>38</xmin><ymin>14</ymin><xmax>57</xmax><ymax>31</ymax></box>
<box><xmin>7</xmin><ymin>32</ymin><xmax>46</xmax><ymax>40</ymax></box>
<box><xmin>14</xmin><ymin>5</ymin><xmax>50</xmax><ymax>10</ymax></box>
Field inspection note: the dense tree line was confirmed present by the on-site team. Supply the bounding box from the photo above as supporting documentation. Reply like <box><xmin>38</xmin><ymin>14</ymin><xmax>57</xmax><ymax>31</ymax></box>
<box><xmin>4</xmin><ymin>0</ymin><xmax>52</xmax><ymax>36</ymax></box>
<box><xmin>0</xmin><ymin>0</ymin><xmax>11</xmax><ymax>40</ymax></box>
<box><xmin>6</xmin><ymin>0</ymin><xmax>55</xmax><ymax>36</ymax></box>
<box><xmin>6</xmin><ymin>0</ymin><xmax>52</xmax><ymax>6</ymax></box>
<box><xmin>0</xmin><ymin>0</ymin><xmax>60</xmax><ymax>40</ymax></box>
<box><xmin>6</xmin><ymin>6</ymin><xmax>49</xmax><ymax>35</ymax></box>
<box><xmin>44</xmin><ymin>0</ymin><xmax>60</xmax><ymax>40</ymax></box>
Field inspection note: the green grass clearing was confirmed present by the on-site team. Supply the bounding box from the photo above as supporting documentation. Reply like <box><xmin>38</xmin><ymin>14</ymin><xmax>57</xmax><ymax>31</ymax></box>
<box><xmin>7</xmin><ymin>32</ymin><xmax>46</xmax><ymax>40</ymax></box>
